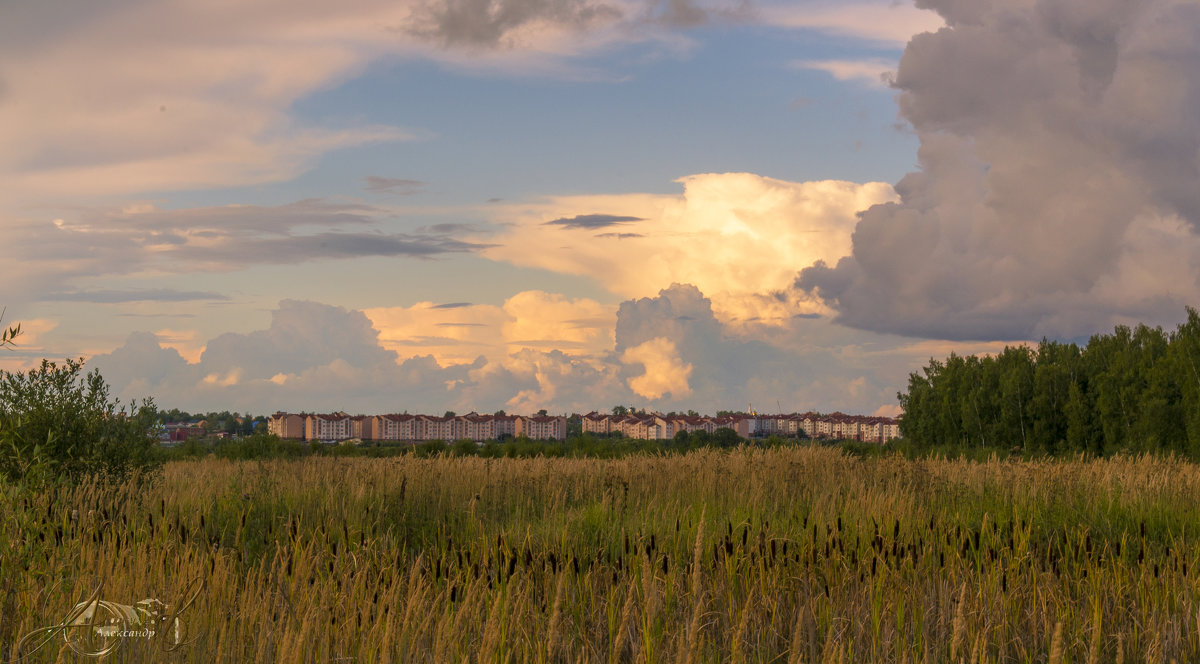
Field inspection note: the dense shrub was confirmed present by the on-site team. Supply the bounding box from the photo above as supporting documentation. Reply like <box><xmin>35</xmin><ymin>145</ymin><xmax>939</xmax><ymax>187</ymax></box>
<box><xmin>0</xmin><ymin>358</ymin><xmax>159</xmax><ymax>484</ymax></box>
<box><xmin>211</xmin><ymin>433</ymin><xmax>308</xmax><ymax>460</ymax></box>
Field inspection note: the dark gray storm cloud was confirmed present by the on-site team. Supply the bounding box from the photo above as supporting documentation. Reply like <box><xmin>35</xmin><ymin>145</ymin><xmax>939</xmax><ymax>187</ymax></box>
<box><xmin>545</xmin><ymin>213</ymin><xmax>643</xmax><ymax>229</ymax></box>
<box><xmin>431</xmin><ymin>302</ymin><xmax>474</xmax><ymax>309</ymax></box>
<box><xmin>796</xmin><ymin>0</ymin><xmax>1200</xmax><ymax>341</ymax></box>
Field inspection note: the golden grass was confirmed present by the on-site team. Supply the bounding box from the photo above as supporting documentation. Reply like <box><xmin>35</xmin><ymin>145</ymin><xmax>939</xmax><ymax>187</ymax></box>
<box><xmin>1</xmin><ymin>447</ymin><xmax>1199</xmax><ymax>662</ymax></box>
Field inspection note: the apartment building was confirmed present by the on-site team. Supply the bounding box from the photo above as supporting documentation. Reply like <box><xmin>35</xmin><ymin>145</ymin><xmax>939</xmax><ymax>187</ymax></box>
<box><xmin>581</xmin><ymin>412</ymin><xmax>611</xmax><ymax>435</ymax></box>
<box><xmin>304</xmin><ymin>412</ymin><xmax>352</xmax><ymax>441</ymax></box>
<box><xmin>267</xmin><ymin>409</ymin><xmax>898</xmax><ymax>444</ymax></box>
<box><xmin>267</xmin><ymin>412</ymin><xmax>307</xmax><ymax>439</ymax></box>
<box><xmin>519</xmin><ymin>415</ymin><xmax>567</xmax><ymax>441</ymax></box>
<box><xmin>578</xmin><ymin>411</ymin><xmax>901</xmax><ymax>443</ymax></box>
<box><xmin>268</xmin><ymin>411</ymin><xmax>566</xmax><ymax>443</ymax></box>
<box><xmin>349</xmin><ymin>415</ymin><xmax>373</xmax><ymax>440</ymax></box>
<box><xmin>370</xmin><ymin>414</ymin><xmax>419</xmax><ymax>441</ymax></box>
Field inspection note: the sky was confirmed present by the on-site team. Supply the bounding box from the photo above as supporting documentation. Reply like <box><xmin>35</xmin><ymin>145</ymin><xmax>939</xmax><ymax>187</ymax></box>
<box><xmin>2</xmin><ymin>0</ymin><xmax>1199</xmax><ymax>417</ymax></box>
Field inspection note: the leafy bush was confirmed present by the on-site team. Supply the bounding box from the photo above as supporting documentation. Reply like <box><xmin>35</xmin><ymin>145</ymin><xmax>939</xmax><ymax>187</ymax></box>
<box><xmin>451</xmin><ymin>438</ymin><xmax>478</xmax><ymax>457</ymax></box>
<box><xmin>414</xmin><ymin>439</ymin><xmax>448</xmax><ymax>458</ymax></box>
<box><xmin>212</xmin><ymin>433</ymin><xmax>308</xmax><ymax>460</ymax></box>
<box><xmin>0</xmin><ymin>358</ymin><xmax>159</xmax><ymax>484</ymax></box>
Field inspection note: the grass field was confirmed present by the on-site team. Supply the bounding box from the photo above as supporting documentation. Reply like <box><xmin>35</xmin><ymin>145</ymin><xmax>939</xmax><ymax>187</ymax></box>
<box><xmin>2</xmin><ymin>446</ymin><xmax>1198</xmax><ymax>662</ymax></box>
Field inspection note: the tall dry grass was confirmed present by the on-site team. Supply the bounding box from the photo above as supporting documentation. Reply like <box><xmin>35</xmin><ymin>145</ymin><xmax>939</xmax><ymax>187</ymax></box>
<box><xmin>1</xmin><ymin>447</ymin><xmax>1198</xmax><ymax>662</ymax></box>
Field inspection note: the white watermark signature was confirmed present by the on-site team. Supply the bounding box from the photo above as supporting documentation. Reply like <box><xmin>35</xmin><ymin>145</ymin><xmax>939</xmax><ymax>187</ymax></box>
<box><xmin>15</xmin><ymin>578</ymin><xmax>203</xmax><ymax>660</ymax></box>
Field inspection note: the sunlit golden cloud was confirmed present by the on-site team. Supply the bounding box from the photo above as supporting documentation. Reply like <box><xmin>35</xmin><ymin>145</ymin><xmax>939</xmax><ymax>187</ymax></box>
<box><xmin>482</xmin><ymin>172</ymin><xmax>897</xmax><ymax>326</ymax></box>
<box><xmin>364</xmin><ymin>291</ymin><xmax>615</xmax><ymax>367</ymax></box>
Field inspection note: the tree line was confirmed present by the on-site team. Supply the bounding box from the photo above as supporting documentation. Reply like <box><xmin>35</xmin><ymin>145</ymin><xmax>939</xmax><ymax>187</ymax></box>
<box><xmin>899</xmin><ymin>309</ymin><xmax>1200</xmax><ymax>456</ymax></box>
<box><xmin>163</xmin><ymin>426</ymin><xmax>757</xmax><ymax>462</ymax></box>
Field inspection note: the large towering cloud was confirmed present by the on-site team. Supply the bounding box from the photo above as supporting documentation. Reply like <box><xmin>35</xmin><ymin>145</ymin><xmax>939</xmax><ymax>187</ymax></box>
<box><xmin>84</xmin><ymin>287</ymin><xmax>1026</xmax><ymax>415</ymax></box>
<box><xmin>611</xmin><ymin>283</ymin><xmax>910</xmax><ymax>413</ymax></box>
<box><xmin>88</xmin><ymin>300</ymin><xmax>469</xmax><ymax>413</ymax></box>
<box><xmin>797</xmin><ymin>0</ymin><xmax>1200</xmax><ymax>340</ymax></box>
<box><xmin>484</xmin><ymin>173</ymin><xmax>897</xmax><ymax>325</ymax></box>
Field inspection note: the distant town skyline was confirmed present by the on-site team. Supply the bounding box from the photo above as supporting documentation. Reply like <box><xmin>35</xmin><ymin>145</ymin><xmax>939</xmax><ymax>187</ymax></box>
<box><xmin>263</xmin><ymin>409</ymin><xmax>899</xmax><ymax>444</ymax></box>
<box><xmin>4</xmin><ymin>0</ymin><xmax>1198</xmax><ymax>417</ymax></box>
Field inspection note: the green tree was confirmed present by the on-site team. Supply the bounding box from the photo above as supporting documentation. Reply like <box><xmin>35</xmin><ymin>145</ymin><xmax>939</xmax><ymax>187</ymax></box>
<box><xmin>1028</xmin><ymin>340</ymin><xmax>1080</xmax><ymax>452</ymax></box>
<box><xmin>415</xmin><ymin>439</ymin><xmax>448</xmax><ymax>458</ymax></box>
<box><xmin>997</xmin><ymin>346</ymin><xmax>1034</xmax><ymax>450</ymax></box>
<box><xmin>1169</xmin><ymin>308</ymin><xmax>1200</xmax><ymax>457</ymax></box>
<box><xmin>0</xmin><ymin>358</ymin><xmax>159</xmax><ymax>484</ymax></box>
<box><xmin>452</xmin><ymin>438</ymin><xmax>478</xmax><ymax>457</ymax></box>
<box><xmin>897</xmin><ymin>311</ymin><xmax>1200</xmax><ymax>457</ymax></box>
<box><xmin>671</xmin><ymin>429</ymin><xmax>691</xmax><ymax>449</ymax></box>
<box><xmin>712</xmin><ymin>427</ymin><xmax>741</xmax><ymax>448</ymax></box>
<box><xmin>1064</xmin><ymin>381</ymin><xmax>1098</xmax><ymax>453</ymax></box>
